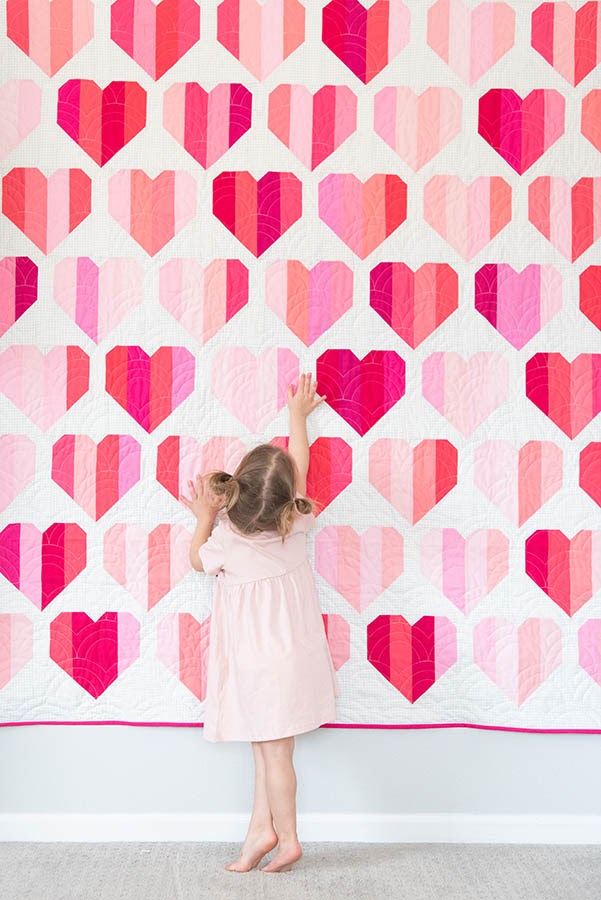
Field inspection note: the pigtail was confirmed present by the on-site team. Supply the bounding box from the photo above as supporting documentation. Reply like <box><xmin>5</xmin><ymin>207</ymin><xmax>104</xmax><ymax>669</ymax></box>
<box><xmin>206</xmin><ymin>470</ymin><xmax>240</xmax><ymax>511</ymax></box>
<box><xmin>276</xmin><ymin>495</ymin><xmax>315</xmax><ymax>541</ymax></box>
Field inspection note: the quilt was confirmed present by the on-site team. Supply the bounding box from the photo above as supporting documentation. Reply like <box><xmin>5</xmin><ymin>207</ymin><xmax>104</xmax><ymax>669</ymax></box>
<box><xmin>1</xmin><ymin>0</ymin><xmax>601</xmax><ymax>732</ymax></box>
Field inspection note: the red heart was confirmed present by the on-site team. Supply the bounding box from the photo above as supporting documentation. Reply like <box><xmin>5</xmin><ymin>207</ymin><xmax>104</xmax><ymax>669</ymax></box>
<box><xmin>271</xmin><ymin>436</ymin><xmax>352</xmax><ymax>514</ymax></box>
<box><xmin>316</xmin><ymin>350</ymin><xmax>406</xmax><ymax>436</ymax></box>
<box><xmin>367</xmin><ymin>614</ymin><xmax>457</xmax><ymax>701</ymax></box>
<box><xmin>526</xmin><ymin>352</ymin><xmax>601</xmax><ymax>438</ymax></box>
<box><xmin>370</xmin><ymin>263</ymin><xmax>458</xmax><ymax>348</ymax></box>
<box><xmin>580</xmin><ymin>443</ymin><xmax>601</xmax><ymax>509</ymax></box>
<box><xmin>580</xmin><ymin>266</ymin><xmax>601</xmax><ymax>331</ymax></box>
<box><xmin>57</xmin><ymin>80</ymin><xmax>147</xmax><ymax>166</ymax></box>
<box><xmin>110</xmin><ymin>0</ymin><xmax>201</xmax><ymax>80</ymax></box>
<box><xmin>50</xmin><ymin>611</ymin><xmax>140</xmax><ymax>698</ymax></box>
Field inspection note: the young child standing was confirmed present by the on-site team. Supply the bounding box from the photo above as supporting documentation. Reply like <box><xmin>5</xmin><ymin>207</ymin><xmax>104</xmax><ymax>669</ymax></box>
<box><xmin>180</xmin><ymin>373</ymin><xmax>339</xmax><ymax>874</ymax></box>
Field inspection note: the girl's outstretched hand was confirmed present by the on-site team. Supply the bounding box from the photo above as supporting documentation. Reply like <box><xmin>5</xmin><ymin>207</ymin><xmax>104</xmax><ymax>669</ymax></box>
<box><xmin>180</xmin><ymin>474</ymin><xmax>225</xmax><ymax>519</ymax></box>
<box><xmin>287</xmin><ymin>372</ymin><xmax>326</xmax><ymax>418</ymax></box>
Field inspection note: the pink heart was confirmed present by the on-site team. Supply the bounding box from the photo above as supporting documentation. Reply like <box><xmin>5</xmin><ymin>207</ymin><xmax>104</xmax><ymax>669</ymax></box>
<box><xmin>0</xmin><ymin>345</ymin><xmax>89</xmax><ymax>430</ymax></box>
<box><xmin>478</xmin><ymin>89</ymin><xmax>565</xmax><ymax>174</ymax></box>
<box><xmin>578</xmin><ymin>619</ymin><xmax>601</xmax><ymax>687</ymax></box>
<box><xmin>217</xmin><ymin>0</ymin><xmax>306</xmax><ymax>80</ymax></box>
<box><xmin>369</xmin><ymin>439</ymin><xmax>458</xmax><ymax>524</ymax></box>
<box><xmin>424</xmin><ymin>176</ymin><xmax>512</xmax><ymax>259</ymax></box>
<box><xmin>0</xmin><ymin>523</ymin><xmax>86</xmax><ymax>610</ymax></box>
<box><xmin>7</xmin><ymin>0</ymin><xmax>94</xmax><ymax>76</ymax></box>
<box><xmin>580</xmin><ymin>265</ymin><xmax>601</xmax><ymax>332</ymax></box>
<box><xmin>51</xmin><ymin>435</ymin><xmax>141</xmax><ymax>520</ymax></box>
<box><xmin>525</xmin><ymin>352</ymin><xmax>601</xmax><ymax>438</ymax></box>
<box><xmin>370</xmin><ymin>262</ymin><xmax>458</xmax><ymax>349</ymax></box>
<box><xmin>2</xmin><ymin>168</ymin><xmax>92</xmax><ymax>254</ymax></box>
<box><xmin>163</xmin><ymin>83</ymin><xmax>252</xmax><ymax>168</ymax></box>
<box><xmin>319</xmin><ymin>173</ymin><xmax>407</xmax><ymax>259</ymax></box>
<box><xmin>104</xmin><ymin>524</ymin><xmax>191</xmax><ymax>611</ymax></box>
<box><xmin>374</xmin><ymin>87</ymin><xmax>462</xmax><ymax>170</ymax></box>
<box><xmin>474</xmin><ymin>617</ymin><xmax>562</xmax><ymax>704</ymax></box>
<box><xmin>0</xmin><ymin>435</ymin><xmax>36</xmax><ymax>514</ymax></box>
<box><xmin>0</xmin><ymin>256</ymin><xmax>38</xmax><ymax>339</ymax></box>
<box><xmin>159</xmin><ymin>258</ymin><xmax>248</xmax><ymax>344</ymax></box>
<box><xmin>422</xmin><ymin>351</ymin><xmax>509</xmax><ymax>436</ymax></box>
<box><xmin>474</xmin><ymin>440</ymin><xmax>563</xmax><ymax>526</ymax></box>
<box><xmin>156</xmin><ymin>435</ymin><xmax>248</xmax><ymax>501</ymax></box>
<box><xmin>531</xmin><ymin>1</ymin><xmax>601</xmax><ymax>86</ymax></box>
<box><xmin>526</xmin><ymin>530</ymin><xmax>601</xmax><ymax>617</ymax></box>
<box><xmin>367</xmin><ymin>614</ymin><xmax>457</xmax><ymax>701</ymax></box>
<box><xmin>420</xmin><ymin>528</ymin><xmax>509</xmax><ymax>615</ymax></box>
<box><xmin>50</xmin><ymin>611</ymin><xmax>140</xmax><ymax>698</ymax></box>
<box><xmin>54</xmin><ymin>258</ymin><xmax>143</xmax><ymax>344</ymax></box>
<box><xmin>322</xmin><ymin>614</ymin><xmax>350</xmax><ymax>672</ymax></box>
<box><xmin>111</xmin><ymin>0</ymin><xmax>201</xmax><ymax>80</ymax></box>
<box><xmin>157</xmin><ymin>613</ymin><xmax>210</xmax><ymax>701</ymax></box>
<box><xmin>212</xmin><ymin>347</ymin><xmax>298</xmax><ymax>432</ymax></box>
<box><xmin>475</xmin><ymin>264</ymin><xmax>562</xmax><ymax>349</ymax></box>
<box><xmin>268</xmin><ymin>84</ymin><xmax>357</xmax><ymax>169</ymax></box>
<box><xmin>427</xmin><ymin>0</ymin><xmax>515</xmax><ymax>85</ymax></box>
<box><xmin>528</xmin><ymin>177</ymin><xmax>601</xmax><ymax>262</ymax></box>
<box><xmin>582</xmin><ymin>90</ymin><xmax>601</xmax><ymax>153</ymax></box>
<box><xmin>315</xmin><ymin>526</ymin><xmax>404</xmax><ymax>613</ymax></box>
<box><xmin>108</xmin><ymin>170</ymin><xmax>197</xmax><ymax>256</ymax></box>
<box><xmin>105</xmin><ymin>346</ymin><xmax>196</xmax><ymax>433</ymax></box>
<box><xmin>580</xmin><ymin>442</ymin><xmax>601</xmax><ymax>509</ymax></box>
<box><xmin>322</xmin><ymin>0</ymin><xmax>410</xmax><ymax>84</ymax></box>
<box><xmin>57</xmin><ymin>79</ymin><xmax>147</xmax><ymax>166</ymax></box>
<box><xmin>316</xmin><ymin>349</ymin><xmax>406</xmax><ymax>436</ymax></box>
<box><xmin>265</xmin><ymin>260</ymin><xmax>353</xmax><ymax>345</ymax></box>
<box><xmin>212</xmin><ymin>171</ymin><xmax>303</xmax><ymax>257</ymax></box>
<box><xmin>0</xmin><ymin>80</ymin><xmax>41</xmax><ymax>159</ymax></box>
<box><xmin>0</xmin><ymin>614</ymin><xmax>33</xmax><ymax>689</ymax></box>
<box><xmin>271</xmin><ymin>436</ymin><xmax>353</xmax><ymax>515</ymax></box>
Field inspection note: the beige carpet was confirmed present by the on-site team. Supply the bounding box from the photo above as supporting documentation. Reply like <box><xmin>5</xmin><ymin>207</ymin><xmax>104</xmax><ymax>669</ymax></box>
<box><xmin>2</xmin><ymin>842</ymin><xmax>601</xmax><ymax>900</ymax></box>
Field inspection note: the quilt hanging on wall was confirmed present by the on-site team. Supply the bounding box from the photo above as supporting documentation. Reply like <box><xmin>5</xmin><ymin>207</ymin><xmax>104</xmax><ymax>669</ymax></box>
<box><xmin>1</xmin><ymin>0</ymin><xmax>601</xmax><ymax>732</ymax></box>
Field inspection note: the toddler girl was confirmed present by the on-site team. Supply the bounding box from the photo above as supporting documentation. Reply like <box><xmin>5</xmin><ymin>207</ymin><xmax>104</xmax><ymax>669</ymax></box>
<box><xmin>180</xmin><ymin>373</ymin><xmax>339</xmax><ymax>874</ymax></box>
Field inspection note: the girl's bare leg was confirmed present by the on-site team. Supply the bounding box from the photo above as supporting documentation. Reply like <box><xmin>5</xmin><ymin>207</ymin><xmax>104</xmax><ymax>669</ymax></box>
<box><xmin>258</xmin><ymin>736</ymin><xmax>303</xmax><ymax>873</ymax></box>
<box><xmin>225</xmin><ymin>742</ymin><xmax>278</xmax><ymax>872</ymax></box>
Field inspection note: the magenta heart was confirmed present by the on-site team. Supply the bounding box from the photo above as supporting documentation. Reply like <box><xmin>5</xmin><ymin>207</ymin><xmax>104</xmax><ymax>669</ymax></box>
<box><xmin>0</xmin><ymin>257</ymin><xmax>38</xmax><ymax>338</ymax></box>
<box><xmin>478</xmin><ymin>89</ymin><xmax>565</xmax><ymax>173</ymax></box>
<box><xmin>50</xmin><ymin>611</ymin><xmax>140</xmax><ymax>698</ymax></box>
<box><xmin>316</xmin><ymin>350</ymin><xmax>406</xmax><ymax>436</ymax></box>
<box><xmin>322</xmin><ymin>0</ymin><xmax>410</xmax><ymax>83</ymax></box>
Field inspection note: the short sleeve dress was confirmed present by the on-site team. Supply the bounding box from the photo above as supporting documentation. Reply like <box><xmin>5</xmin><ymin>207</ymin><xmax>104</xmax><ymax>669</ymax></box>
<box><xmin>197</xmin><ymin>506</ymin><xmax>340</xmax><ymax>742</ymax></box>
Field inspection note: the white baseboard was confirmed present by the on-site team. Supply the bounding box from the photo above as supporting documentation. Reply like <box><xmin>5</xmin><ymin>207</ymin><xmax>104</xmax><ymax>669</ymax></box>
<box><xmin>1</xmin><ymin>813</ymin><xmax>600</xmax><ymax>844</ymax></box>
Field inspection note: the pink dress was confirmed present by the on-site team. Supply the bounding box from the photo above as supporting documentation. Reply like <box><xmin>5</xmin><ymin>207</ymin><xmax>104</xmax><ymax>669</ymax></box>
<box><xmin>197</xmin><ymin>506</ymin><xmax>340</xmax><ymax>742</ymax></box>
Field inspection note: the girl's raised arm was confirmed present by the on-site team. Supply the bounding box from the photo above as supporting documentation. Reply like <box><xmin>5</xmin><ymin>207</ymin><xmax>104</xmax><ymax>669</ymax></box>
<box><xmin>287</xmin><ymin>373</ymin><xmax>325</xmax><ymax>495</ymax></box>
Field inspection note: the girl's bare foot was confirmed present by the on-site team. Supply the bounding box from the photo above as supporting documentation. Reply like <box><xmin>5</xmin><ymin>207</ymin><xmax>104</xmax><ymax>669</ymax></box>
<box><xmin>224</xmin><ymin>827</ymin><xmax>279</xmax><ymax>872</ymax></box>
<box><xmin>260</xmin><ymin>840</ymin><xmax>302</xmax><ymax>873</ymax></box>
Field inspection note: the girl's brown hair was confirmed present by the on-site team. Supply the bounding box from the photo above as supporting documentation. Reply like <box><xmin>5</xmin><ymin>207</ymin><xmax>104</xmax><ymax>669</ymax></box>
<box><xmin>205</xmin><ymin>443</ymin><xmax>314</xmax><ymax>540</ymax></box>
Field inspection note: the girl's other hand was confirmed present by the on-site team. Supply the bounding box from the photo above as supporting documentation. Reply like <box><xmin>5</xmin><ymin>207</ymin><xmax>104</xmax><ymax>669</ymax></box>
<box><xmin>180</xmin><ymin>474</ymin><xmax>225</xmax><ymax>519</ymax></box>
<box><xmin>287</xmin><ymin>372</ymin><xmax>326</xmax><ymax>418</ymax></box>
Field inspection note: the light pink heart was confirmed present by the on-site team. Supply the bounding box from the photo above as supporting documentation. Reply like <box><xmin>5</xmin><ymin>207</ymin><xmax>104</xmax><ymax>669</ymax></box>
<box><xmin>217</xmin><ymin>0</ymin><xmax>306</xmax><ymax>80</ymax></box>
<box><xmin>528</xmin><ymin>176</ymin><xmax>601</xmax><ymax>262</ymax></box>
<box><xmin>156</xmin><ymin>435</ymin><xmax>248</xmax><ymax>501</ymax></box>
<box><xmin>474</xmin><ymin>440</ymin><xmax>563</xmax><ymax>526</ymax></box>
<box><xmin>157</xmin><ymin>612</ymin><xmax>211</xmax><ymax>701</ymax></box>
<box><xmin>212</xmin><ymin>348</ymin><xmax>299</xmax><ymax>432</ymax></box>
<box><xmin>0</xmin><ymin>613</ymin><xmax>33</xmax><ymax>689</ymax></box>
<box><xmin>578</xmin><ymin>619</ymin><xmax>601</xmax><ymax>687</ymax></box>
<box><xmin>315</xmin><ymin>526</ymin><xmax>403</xmax><ymax>613</ymax></box>
<box><xmin>54</xmin><ymin>258</ymin><xmax>143</xmax><ymax>344</ymax></box>
<box><xmin>374</xmin><ymin>87</ymin><xmax>462</xmax><ymax>170</ymax></box>
<box><xmin>265</xmin><ymin>260</ymin><xmax>353</xmax><ymax>345</ymax></box>
<box><xmin>322</xmin><ymin>614</ymin><xmax>350</xmax><ymax>672</ymax></box>
<box><xmin>422</xmin><ymin>351</ymin><xmax>509</xmax><ymax>436</ymax></box>
<box><xmin>0</xmin><ymin>436</ymin><xmax>36</xmax><ymax>513</ymax></box>
<box><xmin>159</xmin><ymin>258</ymin><xmax>248</xmax><ymax>344</ymax></box>
<box><xmin>424</xmin><ymin>176</ymin><xmax>512</xmax><ymax>259</ymax></box>
<box><xmin>420</xmin><ymin>528</ymin><xmax>509</xmax><ymax>615</ymax></box>
<box><xmin>0</xmin><ymin>345</ymin><xmax>89</xmax><ymax>430</ymax></box>
<box><xmin>0</xmin><ymin>80</ymin><xmax>41</xmax><ymax>160</ymax></box>
<box><xmin>7</xmin><ymin>0</ymin><xmax>94</xmax><ymax>76</ymax></box>
<box><xmin>268</xmin><ymin>84</ymin><xmax>357</xmax><ymax>169</ymax></box>
<box><xmin>474</xmin><ymin>617</ymin><xmax>562</xmax><ymax>705</ymax></box>
<box><xmin>427</xmin><ymin>0</ymin><xmax>515</xmax><ymax>85</ymax></box>
<box><xmin>104</xmin><ymin>524</ymin><xmax>191</xmax><ymax>611</ymax></box>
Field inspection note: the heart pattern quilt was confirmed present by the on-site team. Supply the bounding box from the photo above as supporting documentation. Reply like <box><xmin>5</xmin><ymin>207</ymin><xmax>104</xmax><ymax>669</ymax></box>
<box><xmin>1</xmin><ymin>0</ymin><xmax>601</xmax><ymax>733</ymax></box>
